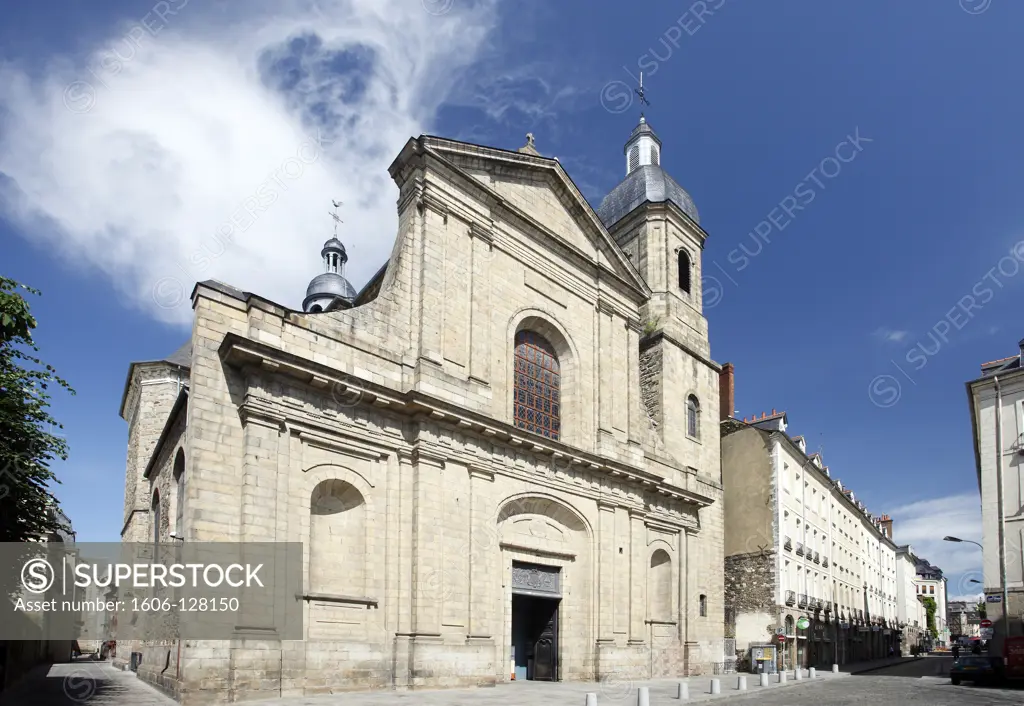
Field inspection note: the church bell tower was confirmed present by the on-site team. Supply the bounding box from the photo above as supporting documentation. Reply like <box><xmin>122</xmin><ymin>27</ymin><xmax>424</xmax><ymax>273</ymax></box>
<box><xmin>596</xmin><ymin>90</ymin><xmax>716</xmax><ymax>465</ymax></box>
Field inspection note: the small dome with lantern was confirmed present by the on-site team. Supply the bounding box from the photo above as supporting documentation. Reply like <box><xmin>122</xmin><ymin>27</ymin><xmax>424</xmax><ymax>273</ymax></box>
<box><xmin>303</xmin><ymin>203</ymin><xmax>357</xmax><ymax>313</ymax></box>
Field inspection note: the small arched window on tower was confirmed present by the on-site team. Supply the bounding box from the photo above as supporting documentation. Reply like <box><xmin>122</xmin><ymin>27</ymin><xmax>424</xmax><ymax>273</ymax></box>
<box><xmin>173</xmin><ymin>450</ymin><xmax>185</xmax><ymax>539</ymax></box>
<box><xmin>151</xmin><ymin>489</ymin><xmax>161</xmax><ymax>563</ymax></box>
<box><xmin>687</xmin><ymin>395</ymin><xmax>700</xmax><ymax>439</ymax></box>
<box><xmin>513</xmin><ymin>330</ymin><xmax>561</xmax><ymax>440</ymax></box>
<box><xmin>628</xmin><ymin>145</ymin><xmax>640</xmax><ymax>173</ymax></box>
<box><xmin>678</xmin><ymin>249</ymin><xmax>691</xmax><ymax>294</ymax></box>
<box><xmin>650</xmin><ymin>144</ymin><xmax>660</xmax><ymax>166</ymax></box>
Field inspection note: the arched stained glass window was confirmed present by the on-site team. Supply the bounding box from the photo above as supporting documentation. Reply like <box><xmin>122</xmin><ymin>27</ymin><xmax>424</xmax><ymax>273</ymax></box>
<box><xmin>513</xmin><ymin>331</ymin><xmax>561</xmax><ymax>440</ymax></box>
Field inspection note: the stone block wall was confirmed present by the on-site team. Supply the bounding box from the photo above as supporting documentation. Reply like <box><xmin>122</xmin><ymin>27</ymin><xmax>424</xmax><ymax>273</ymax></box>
<box><xmin>725</xmin><ymin>551</ymin><xmax>778</xmax><ymax>651</ymax></box>
<box><xmin>122</xmin><ymin>134</ymin><xmax>726</xmax><ymax>702</ymax></box>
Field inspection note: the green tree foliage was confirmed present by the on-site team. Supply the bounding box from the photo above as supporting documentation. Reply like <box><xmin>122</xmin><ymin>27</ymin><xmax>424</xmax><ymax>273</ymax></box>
<box><xmin>921</xmin><ymin>596</ymin><xmax>938</xmax><ymax>638</ymax></box>
<box><xmin>0</xmin><ymin>276</ymin><xmax>74</xmax><ymax>542</ymax></box>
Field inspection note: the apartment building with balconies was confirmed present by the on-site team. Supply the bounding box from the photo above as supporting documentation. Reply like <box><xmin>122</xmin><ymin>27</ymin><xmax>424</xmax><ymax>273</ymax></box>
<box><xmin>722</xmin><ymin>401</ymin><xmax>907</xmax><ymax>668</ymax></box>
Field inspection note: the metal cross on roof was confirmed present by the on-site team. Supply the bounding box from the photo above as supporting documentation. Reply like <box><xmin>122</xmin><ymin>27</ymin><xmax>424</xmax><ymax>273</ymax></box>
<box><xmin>635</xmin><ymin>71</ymin><xmax>650</xmax><ymax>109</ymax></box>
<box><xmin>329</xmin><ymin>199</ymin><xmax>343</xmax><ymax>237</ymax></box>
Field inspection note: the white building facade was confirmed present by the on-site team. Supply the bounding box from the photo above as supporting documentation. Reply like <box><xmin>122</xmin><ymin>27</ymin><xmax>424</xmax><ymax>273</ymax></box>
<box><xmin>723</xmin><ymin>411</ymin><xmax>906</xmax><ymax>669</ymax></box>
<box><xmin>895</xmin><ymin>546</ymin><xmax>927</xmax><ymax>650</ymax></box>
<box><xmin>913</xmin><ymin>562</ymin><xmax>949</xmax><ymax>649</ymax></box>
<box><xmin>967</xmin><ymin>337</ymin><xmax>1024</xmax><ymax>654</ymax></box>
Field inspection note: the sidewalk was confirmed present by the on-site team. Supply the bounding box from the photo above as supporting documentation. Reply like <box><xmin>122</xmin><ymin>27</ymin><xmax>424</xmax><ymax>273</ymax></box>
<box><xmin>0</xmin><ymin>661</ymin><xmax>175</xmax><ymax>706</ymax></box>
<box><xmin>838</xmin><ymin>655</ymin><xmax>923</xmax><ymax>674</ymax></box>
<box><xmin>0</xmin><ymin>658</ymin><xmax>913</xmax><ymax>706</ymax></box>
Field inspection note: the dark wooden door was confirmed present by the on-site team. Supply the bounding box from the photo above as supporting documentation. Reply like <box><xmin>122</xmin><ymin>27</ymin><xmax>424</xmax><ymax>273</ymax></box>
<box><xmin>532</xmin><ymin>602</ymin><xmax>558</xmax><ymax>681</ymax></box>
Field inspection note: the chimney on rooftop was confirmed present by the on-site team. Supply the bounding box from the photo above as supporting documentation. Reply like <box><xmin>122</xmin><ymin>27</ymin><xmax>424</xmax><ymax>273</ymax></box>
<box><xmin>719</xmin><ymin>363</ymin><xmax>735</xmax><ymax>421</ymax></box>
<box><xmin>879</xmin><ymin>515</ymin><xmax>893</xmax><ymax>541</ymax></box>
<box><xmin>1019</xmin><ymin>337</ymin><xmax>1024</xmax><ymax>366</ymax></box>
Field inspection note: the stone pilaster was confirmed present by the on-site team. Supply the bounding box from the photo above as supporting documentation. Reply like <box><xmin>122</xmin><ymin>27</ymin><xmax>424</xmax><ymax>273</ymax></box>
<box><xmin>408</xmin><ymin>449</ymin><xmax>445</xmax><ymax>637</ymax></box>
<box><xmin>468</xmin><ymin>465</ymin><xmax>495</xmax><ymax>638</ymax></box>
<box><xmin>598</xmin><ymin>502</ymin><xmax>616</xmax><ymax>642</ymax></box>
<box><xmin>628</xmin><ymin>509</ymin><xmax>646</xmax><ymax>644</ymax></box>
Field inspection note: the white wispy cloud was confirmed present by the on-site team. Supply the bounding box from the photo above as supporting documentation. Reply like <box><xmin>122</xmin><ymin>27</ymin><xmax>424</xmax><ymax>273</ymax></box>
<box><xmin>889</xmin><ymin>492</ymin><xmax>983</xmax><ymax>596</ymax></box>
<box><xmin>0</xmin><ymin>0</ymin><xmax>507</xmax><ymax>326</ymax></box>
<box><xmin>873</xmin><ymin>327</ymin><xmax>911</xmax><ymax>343</ymax></box>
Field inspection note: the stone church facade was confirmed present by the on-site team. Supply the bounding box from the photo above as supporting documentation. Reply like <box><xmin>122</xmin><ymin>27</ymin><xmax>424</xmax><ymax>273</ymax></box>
<box><xmin>119</xmin><ymin>119</ymin><xmax>726</xmax><ymax>704</ymax></box>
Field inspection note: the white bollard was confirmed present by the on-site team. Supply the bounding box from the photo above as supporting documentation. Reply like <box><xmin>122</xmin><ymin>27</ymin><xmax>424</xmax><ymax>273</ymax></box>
<box><xmin>794</xmin><ymin>668</ymin><xmax>802</xmax><ymax>680</ymax></box>
<box><xmin>637</xmin><ymin>686</ymin><xmax>650</xmax><ymax>706</ymax></box>
<box><xmin>738</xmin><ymin>675</ymin><xmax>748</xmax><ymax>690</ymax></box>
<box><xmin>677</xmin><ymin>681</ymin><xmax>689</xmax><ymax>700</ymax></box>
<box><xmin>832</xmin><ymin>664</ymin><xmax>839</xmax><ymax>674</ymax></box>
<box><xmin>585</xmin><ymin>693</ymin><xmax>597</xmax><ymax>706</ymax></box>
<box><xmin>759</xmin><ymin>673</ymin><xmax>768</xmax><ymax>687</ymax></box>
<box><xmin>809</xmin><ymin>667</ymin><xmax>816</xmax><ymax>679</ymax></box>
<box><xmin>779</xmin><ymin>670</ymin><xmax>787</xmax><ymax>683</ymax></box>
<box><xmin>710</xmin><ymin>678</ymin><xmax>720</xmax><ymax>695</ymax></box>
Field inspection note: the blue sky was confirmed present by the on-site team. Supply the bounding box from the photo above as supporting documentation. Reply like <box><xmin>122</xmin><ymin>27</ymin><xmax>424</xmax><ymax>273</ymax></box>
<box><xmin>1</xmin><ymin>0</ymin><xmax>1020</xmax><ymax>599</ymax></box>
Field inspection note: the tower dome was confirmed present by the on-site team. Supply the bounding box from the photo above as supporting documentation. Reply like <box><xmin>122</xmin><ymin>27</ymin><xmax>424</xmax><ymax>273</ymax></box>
<box><xmin>303</xmin><ymin>207</ymin><xmax>357</xmax><ymax>312</ymax></box>
<box><xmin>596</xmin><ymin>116</ymin><xmax>699</xmax><ymax>227</ymax></box>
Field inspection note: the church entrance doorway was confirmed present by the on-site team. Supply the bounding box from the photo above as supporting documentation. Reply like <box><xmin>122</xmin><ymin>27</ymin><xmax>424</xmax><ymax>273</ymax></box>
<box><xmin>510</xmin><ymin>561</ymin><xmax>562</xmax><ymax>682</ymax></box>
<box><xmin>511</xmin><ymin>594</ymin><xmax>559</xmax><ymax>681</ymax></box>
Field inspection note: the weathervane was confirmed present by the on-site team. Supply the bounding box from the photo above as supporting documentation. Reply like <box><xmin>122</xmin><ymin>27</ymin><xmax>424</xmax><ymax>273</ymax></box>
<box><xmin>329</xmin><ymin>199</ymin><xmax>343</xmax><ymax>237</ymax></box>
<box><xmin>635</xmin><ymin>71</ymin><xmax>650</xmax><ymax>113</ymax></box>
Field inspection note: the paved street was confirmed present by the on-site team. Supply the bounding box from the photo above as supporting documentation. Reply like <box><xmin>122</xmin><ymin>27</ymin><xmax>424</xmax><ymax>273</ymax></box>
<box><xmin>3</xmin><ymin>657</ymin><xmax>1023</xmax><ymax>706</ymax></box>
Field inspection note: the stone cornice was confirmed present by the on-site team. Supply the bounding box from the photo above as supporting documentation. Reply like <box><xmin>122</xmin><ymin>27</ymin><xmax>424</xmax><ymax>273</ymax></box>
<box><xmin>639</xmin><ymin>329</ymin><xmax>721</xmax><ymax>373</ymax></box>
<box><xmin>218</xmin><ymin>333</ymin><xmax>714</xmax><ymax>508</ymax></box>
<box><xmin>395</xmin><ymin>448</ymin><xmax>447</xmax><ymax>467</ymax></box>
<box><xmin>297</xmin><ymin>429</ymin><xmax>389</xmax><ymax>464</ymax></box>
<box><xmin>605</xmin><ymin>200</ymin><xmax>709</xmax><ymax>249</ymax></box>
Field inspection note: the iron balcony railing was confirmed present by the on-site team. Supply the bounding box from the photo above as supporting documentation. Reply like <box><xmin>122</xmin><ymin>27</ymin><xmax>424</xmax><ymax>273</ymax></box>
<box><xmin>784</xmin><ymin>536</ymin><xmax>793</xmax><ymax>550</ymax></box>
<box><xmin>822</xmin><ymin>557</ymin><xmax>829</xmax><ymax>567</ymax></box>
<box><xmin>813</xmin><ymin>551</ymin><xmax>820</xmax><ymax>564</ymax></box>
<box><xmin>785</xmin><ymin>590</ymin><xmax>796</xmax><ymax>605</ymax></box>
<box><xmin>798</xmin><ymin>594</ymin><xmax>809</xmax><ymax>608</ymax></box>
<box><xmin>795</xmin><ymin>543</ymin><xmax>805</xmax><ymax>556</ymax></box>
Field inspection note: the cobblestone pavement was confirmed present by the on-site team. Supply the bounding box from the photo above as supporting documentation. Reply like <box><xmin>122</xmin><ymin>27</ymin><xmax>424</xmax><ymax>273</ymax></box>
<box><xmin>0</xmin><ymin>662</ymin><xmax>175</xmax><ymax>706</ymax></box>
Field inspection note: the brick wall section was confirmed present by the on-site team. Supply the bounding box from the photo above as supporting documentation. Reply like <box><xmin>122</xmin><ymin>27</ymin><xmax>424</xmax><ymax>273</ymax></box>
<box><xmin>123</xmin><ymin>135</ymin><xmax>728</xmax><ymax>702</ymax></box>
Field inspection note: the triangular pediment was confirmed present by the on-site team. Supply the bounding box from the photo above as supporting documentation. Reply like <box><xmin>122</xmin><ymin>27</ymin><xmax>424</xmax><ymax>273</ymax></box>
<box><xmin>419</xmin><ymin>137</ymin><xmax>649</xmax><ymax>297</ymax></box>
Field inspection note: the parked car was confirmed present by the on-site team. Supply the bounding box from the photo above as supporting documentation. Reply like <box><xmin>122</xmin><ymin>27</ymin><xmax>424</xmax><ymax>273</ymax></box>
<box><xmin>950</xmin><ymin>655</ymin><xmax>997</xmax><ymax>685</ymax></box>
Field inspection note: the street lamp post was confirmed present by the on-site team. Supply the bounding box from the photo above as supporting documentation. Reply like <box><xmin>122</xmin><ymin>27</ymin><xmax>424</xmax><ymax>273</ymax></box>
<box><xmin>944</xmin><ymin>535</ymin><xmax>1008</xmax><ymax>648</ymax></box>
